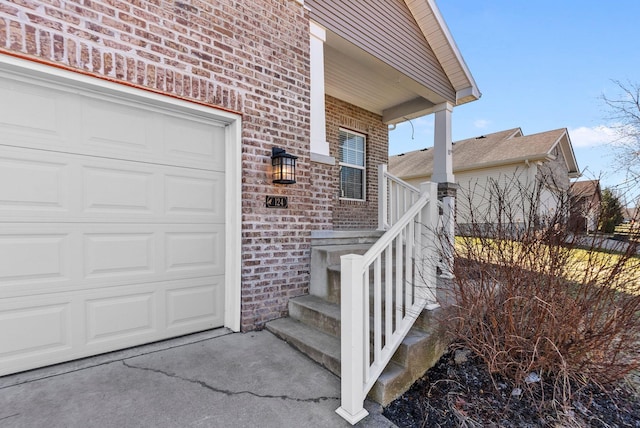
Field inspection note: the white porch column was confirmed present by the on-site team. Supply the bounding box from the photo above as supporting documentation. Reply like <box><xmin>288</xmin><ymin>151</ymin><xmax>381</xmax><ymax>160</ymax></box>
<box><xmin>432</xmin><ymin>102</ymin><xmax>456</xmax><ymax>278</ymax></box>
<box><xmin>431</xmin><ymin>102</ymin><xmax>454</xmax><ymax>183</ymax></box>
<box><xmin>309</xmin><ymin>21</ymin><xmax>333</xmax><ymax>163</ymax></box>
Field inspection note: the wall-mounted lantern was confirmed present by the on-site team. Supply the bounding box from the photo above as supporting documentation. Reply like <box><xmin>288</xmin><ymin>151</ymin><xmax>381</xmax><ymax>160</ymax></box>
<box><xmin>271</xmin><ymin>147</ymin><xmax>297</xmax><ymax>184</ymax></box>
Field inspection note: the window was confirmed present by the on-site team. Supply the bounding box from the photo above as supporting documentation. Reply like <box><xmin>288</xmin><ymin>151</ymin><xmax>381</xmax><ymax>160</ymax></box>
<box><xmin>339</xmin><ymin>129</ymin><xmax>366</xmax><ymax>200</ymax></box>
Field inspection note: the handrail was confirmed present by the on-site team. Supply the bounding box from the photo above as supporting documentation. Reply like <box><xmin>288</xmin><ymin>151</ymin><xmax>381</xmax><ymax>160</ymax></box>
<box><xmin>336</xmin><ymin>181</ymin><xmax>440</xmax><ymax>424</ymax></box>
<box><xmin>378</xmin><ymin>164</ymin><xmax>421</xmax><ymax>230</ymax></box>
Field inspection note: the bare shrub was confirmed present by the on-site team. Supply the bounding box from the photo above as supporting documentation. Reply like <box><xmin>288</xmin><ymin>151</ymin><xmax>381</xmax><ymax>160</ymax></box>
<box><xmin>444</xmin><ymin>169</ymin><xmax>640</xmax><ymax>406</ymax></box>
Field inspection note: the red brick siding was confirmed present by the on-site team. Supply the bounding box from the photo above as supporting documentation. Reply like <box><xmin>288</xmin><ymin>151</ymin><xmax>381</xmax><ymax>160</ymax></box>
<box><xmin>0</xmin><ymin>0</ymin><xmax>311</xmax><ymax>331</ymax></box>
<box><xmin>326</xmin><ymin>95</ymin><xmax>389</xmax><ymax>229</ymax></box>
<box><xmin>309</xmin><ymin>159</ymin><xmax>336</xmax><ymax>229</ymax></box>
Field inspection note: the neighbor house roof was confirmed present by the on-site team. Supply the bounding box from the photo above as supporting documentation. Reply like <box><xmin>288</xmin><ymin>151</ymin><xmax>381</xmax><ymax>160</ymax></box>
<box><xmin>389</xmin><ymin>127</ymin><xmax>581</xmax><ymax>180</ymax></box>
<box><xmin>570</xmin><ymin>180</ymin><xmax>601</xmax><ymax>200</ymax></box>
<box><xmin>623</xmin><ymin>207</ymin><xmax>638</xmax><ymax>221</ymax></box>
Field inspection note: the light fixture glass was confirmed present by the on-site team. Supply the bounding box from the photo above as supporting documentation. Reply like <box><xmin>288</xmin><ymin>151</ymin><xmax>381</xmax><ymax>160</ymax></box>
<box><xmin>271</xmin><ymin>147</ymin><xmax>297</xmax><ymax>184</ymax></box>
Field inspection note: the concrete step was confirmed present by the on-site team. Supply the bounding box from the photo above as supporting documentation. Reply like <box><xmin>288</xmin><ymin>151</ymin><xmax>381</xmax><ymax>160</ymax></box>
<box><xmin>310</xmin><ymin>244</ymin><xmax>371</xmax><ymax>300</ymax></box>
<box><xmin>288</xmin><ymin>294</ymin><xmax>341</xmax><ymax>337</ymax></box>
<box><xmin>266</xmin><ymin>317</ymin><xmax>341</xmax><ymax>377</ymax></box>
<box><xmin>288</xmin><ymin>294</ymin><xmax>438</xmax><ymax>342</ymax></box>
<box><xmin>310</xmin><ymin>229</ymin><xmax>384</xmax><ymax>246</ymax></box>
<box><xmin>272</xmin><ymin>230</ymin><xmax>449</xmax><ymax>407</ymax></box>
<box><xmin>266</xmin><ymin>307</ymin><xmax>446</xmax><ymax>406</ymax></box>
<box><xmin>325</xmin><ymin>261</ymin><xmax>400</xmax><ymax>305</ymax></box>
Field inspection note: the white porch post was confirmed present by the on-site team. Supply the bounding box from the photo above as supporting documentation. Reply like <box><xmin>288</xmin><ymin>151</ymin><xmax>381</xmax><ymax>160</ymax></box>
<box><xmin>378</xmin><ymin>164</ymin><xmax>388</xmax><ymax>230</ymax></box>
<box><xmin>432</xmin><ymin>102</ymin><xmax>456</xmax><ymax>278</ymax></box>
<box><xmin>336</xmin><ymin>254</ymin><xmax>369</xmax><ymax>425</ymax></box>
<box><xmin>309</xmin><ymin>21</ymin><xmax>332</xmax><ymax>162</ymax></box>
<box><xmin>419</xmin><ymin>182</ymin><xmax>440</xmax><ymax>307</ymax></box>
<box><xmin>431</xmin><ymin>102</ymin><xmax>454</xmax><ymax>183</ymax></box>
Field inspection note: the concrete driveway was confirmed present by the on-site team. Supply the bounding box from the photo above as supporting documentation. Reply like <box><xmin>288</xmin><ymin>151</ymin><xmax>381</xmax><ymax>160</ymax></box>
<box><xmin>0</xmin><ymin>329</ymin><xmax>395</xmax><ymax>428</ymax></box>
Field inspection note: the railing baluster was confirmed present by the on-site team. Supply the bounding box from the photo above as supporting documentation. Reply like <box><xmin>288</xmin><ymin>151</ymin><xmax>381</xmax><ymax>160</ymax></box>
<box><xmin>397</xmin><ymin>230</ymin><xmax>404</xmax><ymax>316</ymax></box>
<box><xmin>378</xmin><ymin>164</ymin><xmax>388</xmax><ymax>230</ymax></box>
<box><xmin>395</xmin><ymin>234</ymin><xmax>403</xmax><ymax>327</ymax></box>
<box><xmin>374</xmin><ymin>256</ymin><xmax>382</xmax><ymax>363</ymax></box>
<box><xmin>385</xmin><ymin>246</ymin><xmax>393</xmax><ymax>341</ymax></box>
<box><xmin>363</xmin><ymin>268</ymin><xmax>370</xmax><ymax>380</ymax></box>
<box><xmin>405</xmin><ymin>221</ymin><xmax>413</xmax><ymax>306</ymax></box>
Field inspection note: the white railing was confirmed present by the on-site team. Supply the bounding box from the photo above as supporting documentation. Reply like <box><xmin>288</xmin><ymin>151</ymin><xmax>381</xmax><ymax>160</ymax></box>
<box><xmin>336</xmin><ymin>182</ymin><xmax>440</xmax><ymax>424</ymax></box>
<box><xmin>378</xmin><ymin>164</ymin><xmax>421</xmax><ymax>230</ymax></box>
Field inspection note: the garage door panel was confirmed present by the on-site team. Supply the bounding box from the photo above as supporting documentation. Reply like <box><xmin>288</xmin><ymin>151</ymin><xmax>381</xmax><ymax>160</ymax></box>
<box><xmin>0</xmin><ymin>275</ymin><xmax>223</xmax><ymax>375</ymax></box>
<box><xmin>0</xmin><ymin>302</ymin><xmax>72</xmax><ymax>359</ymax></box>
<box><xmin>81</xmin><ymin>98</ymin><xmax>153</xmax><ymax>154</ymax></box>
<box><xmin>0</xmin><ymin>76</ymin><xmax>225</xmax><ymax>171</ymax></box>
<box><xmin>165</xmin><ymin>172</ymin><xmax>224</xmax><ymax>218</ymax></box>
<box><xmin>0</xmin><ymin>224</ymin><xmax>221</xmax><ymax>297</ymax></box>
<box><xmin>0</xmin><ymin>232</ymin><xmax>72</xmax><ymax>285</ymax></box>
<box><xmin>83</xmin><ymin>166</ymin><xmax>155</xmax><ymax>215</ymax></box>
<box><xmin>84</xmin><ymin>233</ymin><xmax>155</xmax><ymax>279</ymax></box>
<box><xmin>163</xmin><ymin>115</ymin><xmax>226</xmax><ymax>172</ymax></box>
<box><xmin>0</xmin><ymin>154</ymin><xmax>70</xmax><ymax>212</ymax></box>
<box><xmin>167</xmin><ymin>279</ymin><xmax>224</xmax><ymax>330</ymax></box>
<box><xmin>0</xmin><ymin>304</ymin><xmax>71</xmax><ymax>361</ymax></box>
<box><xmin>165</xmin><ymin>228</ymin><xmax>224</xmax><ymax>275</ymax></box>
<box><xmin>0</xmin><ymin>78</ymin><xmax>67</xmax><ymax>141</ymax></box>
<box><xmin>0</xmin><ymin>146</ymin><xmax>223</xmax><ymax>223</ymax></box>
<box><xmin>85</xmin><ymin>292</ymin><xmax>156</xmax><ymax>345</ymax></box>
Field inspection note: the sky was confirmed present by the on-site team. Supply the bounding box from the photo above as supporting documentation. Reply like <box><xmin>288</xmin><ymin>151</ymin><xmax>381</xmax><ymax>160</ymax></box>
<box><xmin>389</xmin><ymin>1</ymin><xmax>640</xmax><ymax>193</ymax></box>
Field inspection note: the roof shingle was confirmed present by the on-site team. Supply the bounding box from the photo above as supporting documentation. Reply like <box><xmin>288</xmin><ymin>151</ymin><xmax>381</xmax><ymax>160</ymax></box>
<box><xmin>390</xmin><ymin>127</ymin><xmax>574</xmax><ymax>179</ymax></box>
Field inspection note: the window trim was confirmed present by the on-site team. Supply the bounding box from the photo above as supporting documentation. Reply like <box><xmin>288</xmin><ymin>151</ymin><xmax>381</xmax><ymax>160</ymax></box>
<box><xmin>338</xmin><ymin>128</ymin><xmax>366</xmax><ymax>201</ymax></box>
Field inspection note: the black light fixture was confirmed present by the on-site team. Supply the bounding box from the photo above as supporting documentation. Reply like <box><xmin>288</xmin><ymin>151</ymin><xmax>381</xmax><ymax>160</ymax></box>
<box><xmin>271</xmin><ymin>147</ymin><xmax>297</xmax><ymax>184</ymax></box>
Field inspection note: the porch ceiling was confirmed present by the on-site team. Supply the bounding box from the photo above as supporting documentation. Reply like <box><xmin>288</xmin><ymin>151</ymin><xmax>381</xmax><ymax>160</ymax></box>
<box><xmin>324</xmin><ymin>31</ymin><xmax>446</xmax><ymax>125</ymax></box>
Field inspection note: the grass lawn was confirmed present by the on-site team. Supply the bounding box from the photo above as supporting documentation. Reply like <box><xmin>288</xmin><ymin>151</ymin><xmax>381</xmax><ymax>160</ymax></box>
<box><xmin>454</xmin><ymin>235</ymin><xmax>640</xmax><ymax>295</ymax></box>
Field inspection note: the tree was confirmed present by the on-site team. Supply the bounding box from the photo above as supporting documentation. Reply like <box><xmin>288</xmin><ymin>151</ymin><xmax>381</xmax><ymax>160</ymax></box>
<box><xmin>601</xmin><ymin>80</ymin><xmax>640</xmax><ymax>188</ymax></box>
<box><xmin>599</xmin><ymin>187</ymin><xmax>624</xmax><ymax>233</ymax></box>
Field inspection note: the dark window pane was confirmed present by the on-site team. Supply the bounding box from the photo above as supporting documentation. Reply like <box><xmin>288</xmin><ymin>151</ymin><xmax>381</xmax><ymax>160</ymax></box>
<box><xmin>341</xmin><ymin>166</ymin><xmax>363</xmax><ymax>199</ymax></box>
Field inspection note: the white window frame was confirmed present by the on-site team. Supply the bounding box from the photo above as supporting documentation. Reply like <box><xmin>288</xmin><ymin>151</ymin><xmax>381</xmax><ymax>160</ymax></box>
<box><xmin>339</xmin><ymin>128</ymin><xmax>366</xmax><ymax>201</ymax></box>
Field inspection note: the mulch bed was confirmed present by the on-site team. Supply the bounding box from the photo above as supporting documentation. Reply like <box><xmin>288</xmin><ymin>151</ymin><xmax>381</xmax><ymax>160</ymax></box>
<box><xmin>383</xmin><ymin>347</ymin><xmax>640</xmax><ymax>427</ymax></box>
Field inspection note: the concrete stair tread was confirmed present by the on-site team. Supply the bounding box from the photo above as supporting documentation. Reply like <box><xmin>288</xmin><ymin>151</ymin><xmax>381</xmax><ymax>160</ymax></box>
<box><xmin>311</xmin><ymin>230</ymin><xmax>384</xmax><ymax>246</ymax></box>
<box><xmin>288</xmin><ymin>295</ymin><xmax>341</xmax><ymax>337</ymax></box>
<box><xmin>290</xmin><ymin>294</ymin><xmax>341</xmax><ymax>320</ymax></box>
<box><xmin>289</xmin><ymin>294</ymin><xmax>437</xmax><ymax>338</ymax></box>
<box><xmin>376</xmin><ymin>360</ymin><xmax>405</xmax><ymax>384</ymax></box>
<box><xmin>311</xmin><ymin>243</ymin><xmax>372</xmax><ymax>253</ymax></box>
<box><xmin>266</xmin><ymin>316</ymin><xmax>440</xmax><ymax>405</ymax></box>
<box><xmin>266</xmin><ymin>317</ymin><xmax>341</xmax><ymax>376</ymax></box>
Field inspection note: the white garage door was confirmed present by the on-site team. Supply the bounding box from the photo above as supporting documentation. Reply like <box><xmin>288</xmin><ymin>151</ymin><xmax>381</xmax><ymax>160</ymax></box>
<box><xmin>0</xmin><ymin>64</ymin><xmax>230</xmax><ymax>375</ymax></box>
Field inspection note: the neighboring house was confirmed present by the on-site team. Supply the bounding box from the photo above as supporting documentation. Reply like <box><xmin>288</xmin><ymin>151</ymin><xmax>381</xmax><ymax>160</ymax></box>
<box><xmin>389</xmin><ymin>128</ymin><xmax>580</xmax><ymax>226</ymax></box>
<box><xmin>0</xmin><ymin>0</ymin><xmax>479</xmax><ymax>380</ymax></box>
<box><xmin>569</xmin><ymin>180</ymin><xmax>602</xmax><ymax>233</ymax></box>
<box><xmin>623</xmin><ymin>207</ymin><xmax>638</xmax><ymax>224</ymax></box>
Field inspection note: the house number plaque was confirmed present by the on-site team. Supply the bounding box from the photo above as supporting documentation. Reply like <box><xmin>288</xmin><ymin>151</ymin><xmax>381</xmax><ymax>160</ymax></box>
<box><xmin>266</xmin><ymin>195</ymin><xmax>288</xmax><ymax>208</ymax></box>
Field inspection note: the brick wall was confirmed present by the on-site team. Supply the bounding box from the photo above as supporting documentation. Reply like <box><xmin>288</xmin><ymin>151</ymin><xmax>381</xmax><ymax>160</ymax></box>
<box><xmin>309</xmin><ymin>158</ymin><xmax>336</xmax><ymax>229</ymax></box>
<box><xmin>0</xmin><ymin>0</ymin><xmax>312</xmax><ymax>330</ymax></box>
<box><xmin>325</xmin><ymin>95</ymin><xmax>389</xmax><ymax>229</ymax></box>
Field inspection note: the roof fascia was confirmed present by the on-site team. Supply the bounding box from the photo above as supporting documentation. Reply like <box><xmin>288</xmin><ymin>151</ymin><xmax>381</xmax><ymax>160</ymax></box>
<box><xmin>547</xmin><ymin>130</ymin><xmax>580</xmax><ymax>177</ymax></box>
<box><xmin>455</xmin><ymin>154</ymin><xmax>549</xmax><ymax>174</ymax></box>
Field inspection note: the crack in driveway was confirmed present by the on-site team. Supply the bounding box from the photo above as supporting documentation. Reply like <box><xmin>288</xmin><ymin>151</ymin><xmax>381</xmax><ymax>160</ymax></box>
<box><xmin>122</xmin><ymin>360</ymin><xmax>339</xmax><ymax>404</ymax></box>
<box><xmin>0</xmin><ymin>413</ymin><xmax>19</xmax><ymax>422</ymax></box>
